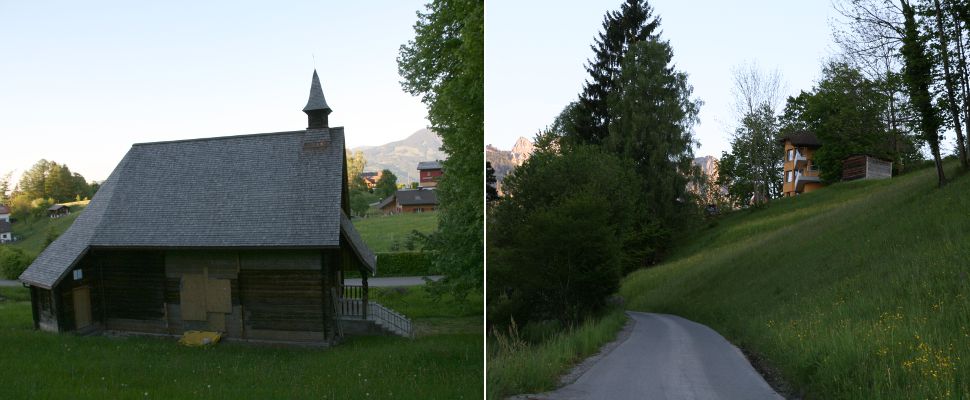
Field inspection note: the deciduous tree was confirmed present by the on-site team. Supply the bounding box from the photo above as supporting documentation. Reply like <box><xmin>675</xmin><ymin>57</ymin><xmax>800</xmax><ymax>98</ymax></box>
<box><xmin>345</xmin><ymin>150</ymin><xmax>368</xmax><ymax>191</ymax></box>
<box><xmin>489</xmin><ymin>146</ymin><xmax>654</xmax><ymax>326</ymax></box>
<box><xmin>901</xmin><ymin>0</ymin><xmax>947</xmax><ymax>186</ymax></box>
<box><xmin>398</xmin><ymin>0</ymin><xmax>483</xmax><ymax>299</ymax></box>
<box><xmin>374</xmin><ymin>169</ymin><xmax>398</xmax><ymax>198</ymax></box>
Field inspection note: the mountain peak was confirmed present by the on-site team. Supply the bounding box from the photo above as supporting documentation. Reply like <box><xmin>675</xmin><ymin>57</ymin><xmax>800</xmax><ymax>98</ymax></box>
<box><xmin>510</xmin><ymin>137</ymin><xmax>534</xmax><ymax>166</ymax></box>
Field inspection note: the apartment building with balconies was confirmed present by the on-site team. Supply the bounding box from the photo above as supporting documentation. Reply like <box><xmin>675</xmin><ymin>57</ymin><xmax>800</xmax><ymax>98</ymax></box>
<box><xmin>780</xmin><ymin>131</ymin><xmax>824</xmax><ymax>197</ymax></box>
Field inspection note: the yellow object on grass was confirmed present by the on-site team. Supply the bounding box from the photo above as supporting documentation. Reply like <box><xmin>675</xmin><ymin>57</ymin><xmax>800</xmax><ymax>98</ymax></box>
<box><xmin>179</xmin><ymin>330</ymin><xmax>223</xmax><ymax>347</ymax></box>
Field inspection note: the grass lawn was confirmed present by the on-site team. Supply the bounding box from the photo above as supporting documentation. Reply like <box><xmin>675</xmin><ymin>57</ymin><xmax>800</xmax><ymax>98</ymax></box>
<box><xmin>8</xmin><ymin>205</ymin><xmax>431</xmax><ymax>257</ymax></box>
<box><xmin>353</xmin><ymin>212</ymin><xmax>438</xmax><ymax>253</ymax></box>
<box><xmin>0</xmin><ymin>285</ymin><xmax>483</xmax><ymax>399</ymax></box>
<box><xmin>621</xmin><ymin>162</ymin><xmax>970</xmax><ymax>399</ymax></box>
<box><xmin>6</xmin><ymin>204</ymin><xmax>87</xmax><ymax>257</ymax></box>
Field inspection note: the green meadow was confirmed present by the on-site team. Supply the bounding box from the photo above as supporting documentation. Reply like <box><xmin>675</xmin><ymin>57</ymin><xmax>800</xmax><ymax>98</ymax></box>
<box><xmin>0</xmin><ymin>285</ymin><xmax>482</xmax><ymax>399</ymax></box>
<box><xmin>354</xmin><ymin>211</ymin><xmax>438</xmax><ymax>253</ymax></box>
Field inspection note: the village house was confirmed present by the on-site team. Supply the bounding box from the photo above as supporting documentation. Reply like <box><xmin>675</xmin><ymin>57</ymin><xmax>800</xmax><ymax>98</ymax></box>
<box><xmin>417</xmin><ymin>160</ymin><xmax>443</xmax><ymax>188</ymax></box>
<box><xmin>18</xmin><ymin>71</ymin><xmax>411</xmax><ymax>344</ymax></box>
<box><xmin>378</xmin><ymin>188</ymin><xmax>439</xmax><ymax>214</ymax></box>
<box><xmin>360</xmin><ymin>170</ymin><xmax>383</xmax><ymax>189</ymax></box>
<box><xmin>0</xmin><ymin>205</ymin><xmax>11</xmax><ymax>242</ymax></box>
<box><xmin>48</xmin><ymin>204</ymin><xmax>71</xmax><ymax>218</ymax></box>
<box><xmin>780</xmin><ymin>131</ymin><xmax>824</xmax><ymax>197</ymax></box>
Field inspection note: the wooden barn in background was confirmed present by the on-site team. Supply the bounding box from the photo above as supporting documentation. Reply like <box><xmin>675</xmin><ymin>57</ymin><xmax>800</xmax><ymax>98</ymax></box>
<box><xmin>377</xmin><ymin>189</ymin><xmax>439</xmax><ymax>214</ymax></box>
<box><xmin>19</xmin><ymin>71</ymin><xmax>411</xmax><ymax>344</ymax></box>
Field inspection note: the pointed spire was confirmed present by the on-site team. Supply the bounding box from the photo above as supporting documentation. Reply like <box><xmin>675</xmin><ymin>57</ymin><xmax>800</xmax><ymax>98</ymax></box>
<box><xmin>303</xmin><ymin>70</ymin><xmax>332</xmax><ymax>129</ymax></box>
<box><xmin>303</xmin><ymin>70</ymin><xmax>331</xmax><ymax>112</ymax></box>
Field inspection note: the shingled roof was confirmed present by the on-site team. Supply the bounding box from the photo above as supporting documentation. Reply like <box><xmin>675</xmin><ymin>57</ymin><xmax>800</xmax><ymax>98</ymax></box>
<box><xmin>20</xmin><ymin>126</ymin><xmax>376</xmax><ymax>289</ymax></box>
<box><xmin>778</xmin><ymin>131</ymin><xmax>822</xmax><ymax>148</ymax></box>
<box><xmin>417</xmin><ymin>161</ymin><xmax>442</xmax><ymax>170</ymax></box>
<box><xmin>395</xmin><ymin>189</ymin><xmax>438</xmax><ymax>206</ymax></box>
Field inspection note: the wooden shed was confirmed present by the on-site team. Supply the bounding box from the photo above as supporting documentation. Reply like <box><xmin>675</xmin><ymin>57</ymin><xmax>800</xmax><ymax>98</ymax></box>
<box><xmin>842</xmin><ymin>155</ymin><xmax>892</xmax><ymax>181</ymax></box>
<box><xmin>19</xmin><ymin>70</ymin><xmax>410</xmax><ymax>344</ymax></box>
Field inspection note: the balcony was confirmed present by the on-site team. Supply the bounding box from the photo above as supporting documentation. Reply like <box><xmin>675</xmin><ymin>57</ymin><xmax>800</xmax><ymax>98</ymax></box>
<box><xmin>793</xmin><ymin>149</ymin><xmax>808</xmax><ymax>168</ymax></box>
<box><xmin>794</xmin><ymin>169</ymin><xmax>821</xmax><ymax>191</ymax></box>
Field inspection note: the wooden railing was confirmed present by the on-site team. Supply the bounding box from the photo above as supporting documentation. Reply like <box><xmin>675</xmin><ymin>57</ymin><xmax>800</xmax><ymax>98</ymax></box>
<box><xmin>343</xmin><ymin>285</ymin><xmax>365</xmax><ymax>300</ymax></box>
<box><xmin>340</xmin><ymin>298</ymin><xmax>365</xmax><ymax>317</ymax></box>
<box><xmin>339</xmin><ymin>284</ymin><xmax>412</xmax><ymax>337</ymax></box>
<box><xmin>367</xmin><ymin>302</ymin><xmax>412</xmax><ymax>337</ymax></box>
<box><xmin>338</xmin><ymin>299</ymin><xmax>413</xmax><ymax>338</ymax></box>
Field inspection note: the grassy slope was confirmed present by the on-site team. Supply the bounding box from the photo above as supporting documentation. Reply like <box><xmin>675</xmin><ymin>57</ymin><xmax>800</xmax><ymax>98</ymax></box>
<box><xmin>354</xmin><ymin>212</ymin><xmax>438</xmax><ymax>253</ymax></box>
<box><xmin>6</xmin><ymin>205</ymin><xmax>87</xmax><ymax>257</ymax></box>
<box><xmin>621</xmin><ymin>162</ymin><xmax>970</xmax><ymax>399</ymax></box>
<box><xmin>0</xmin><ymin>285</ymin><xmax>482</xmax><ymax>399</ymax></box>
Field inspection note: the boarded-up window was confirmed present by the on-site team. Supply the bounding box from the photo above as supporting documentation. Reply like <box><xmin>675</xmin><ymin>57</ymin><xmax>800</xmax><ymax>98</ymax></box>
<box><xmin>205</xmin><ymin>278</ymin><xmax>231</xmax><ymax>313</ymax></box>
<box><xmin>180</xmin><ymin>275</ymin><xmax>231</xmax><ymax>321</ymax></box>
<box><xmin>180</xmin><ymin>274</ymin><xmax>206</xmax><ymax>321</ymax></box>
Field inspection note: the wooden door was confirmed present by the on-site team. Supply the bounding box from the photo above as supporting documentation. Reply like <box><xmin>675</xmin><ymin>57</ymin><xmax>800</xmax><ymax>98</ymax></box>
<box><xmin>73</xmin><ymin>286</ymin><xmax>92</xmax><ymax>329</ymax></box>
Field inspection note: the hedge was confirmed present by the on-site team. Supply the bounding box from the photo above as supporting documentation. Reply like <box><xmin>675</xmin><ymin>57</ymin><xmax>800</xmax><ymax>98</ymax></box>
<box><xmin>345</xmin><ymin>251</ymin><xmax>435</xmax><ymax>278</ymax></box>
<box><xmin>0</xmin><ymin>247</ymin><xmax>33</xmax><ymax>280</ymax></box>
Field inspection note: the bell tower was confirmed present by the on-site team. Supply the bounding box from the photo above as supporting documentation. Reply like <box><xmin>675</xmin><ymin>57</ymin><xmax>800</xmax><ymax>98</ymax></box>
<box><xmin>303</xmin><ymin>70</ymin><xmax>332</xmax><ymax>129</ymax></box>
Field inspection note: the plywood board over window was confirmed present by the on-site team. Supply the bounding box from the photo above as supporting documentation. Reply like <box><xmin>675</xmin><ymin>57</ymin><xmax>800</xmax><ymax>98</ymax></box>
<box><xmin>180</xmin><ymin>274</ymin><xmax>207</xmax><ymax>321</ymax></box>
<box><xmin>206</xmin><ymin>278</ymin><xmax>231</xmax><ymax>313</ymax></box>
<box><xmin>73</xmin><ymin>287</ymin><xmax>92</xmax><ymax>329</ymax></box>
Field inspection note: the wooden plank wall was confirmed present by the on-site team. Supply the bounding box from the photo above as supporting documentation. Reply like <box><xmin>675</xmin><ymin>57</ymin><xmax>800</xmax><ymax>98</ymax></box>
<box><xmin>164</xmin><ymin>250</ymin><xmax>243</xmax><ymax>337</ymax></box>
<box><xmin>55</xmin><ymin>254</ymin><xmax>104</xmax><ymax>333</ymax></box>
<box><xmin>842</xmin><ymin>155</ymin><xmax>868</xmax><ymax>181</ymax></box>
<box><xmin>40</xmin><ymin>249</ymin><xmax>340</xmax><ymax>343</ymax></box>
<box><xmin>33</xmin><ymin>287</ymin><xmax>57</xmax><ymax>332</ymax></box>
<box><xmin>100</xmin><ymin>250</ymin><xmax>167</xmax><ymax>333</ymax></box>
<box><xmin>238</xmin><ymin>250</ymin><xmax>327</xmax><ymax>342</ymax></box>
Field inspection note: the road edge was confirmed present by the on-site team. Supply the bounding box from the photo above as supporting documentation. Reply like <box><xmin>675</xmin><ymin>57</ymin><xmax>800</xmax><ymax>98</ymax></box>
<box><xmin>507</xmin><ymin>311</ymin><xmax>636</xmax><ymax>400</ymax></box>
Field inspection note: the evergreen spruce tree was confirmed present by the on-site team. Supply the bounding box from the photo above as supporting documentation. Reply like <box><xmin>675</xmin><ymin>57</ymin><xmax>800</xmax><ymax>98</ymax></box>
<box><xmin>607</xmin><ymin>38</ymin><xmax>700</xmax><ymax>249</ymax></box>
<box><xmin>571</xmin><ymin>0</ymin><xmax>660</xmax><ymax>145</ymax></box>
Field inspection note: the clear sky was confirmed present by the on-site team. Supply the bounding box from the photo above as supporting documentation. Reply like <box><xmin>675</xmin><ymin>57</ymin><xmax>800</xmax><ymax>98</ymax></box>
<box><xmin>486</xmin><ymin>0</ymin><xmax>838</xmax><ymax>156</ymax></box>
<box><xmin>0</xmin><ymin>1</ymin><xmax>429</xmax><ymax>183</ymax></box>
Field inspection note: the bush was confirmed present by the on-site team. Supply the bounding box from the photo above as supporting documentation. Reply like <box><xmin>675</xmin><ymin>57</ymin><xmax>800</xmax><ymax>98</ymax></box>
<box><xmin>376</xmin><ymin>251</ymin><xmax>434</xmax><ymax>277</ymax></box>
<box><xmin>389</xmin><ymin>230</ymin><xmax>429</xmax><ymax>251</ymax></box>
<box><xmin>0</xmin><ymin>247</ymin><xmax>33</xmax><ymax>280</ymax></box>
<box><xmin>488</xmin><ymin>146</ymin><xmax>658</xmax><ymax>327</ymax></box>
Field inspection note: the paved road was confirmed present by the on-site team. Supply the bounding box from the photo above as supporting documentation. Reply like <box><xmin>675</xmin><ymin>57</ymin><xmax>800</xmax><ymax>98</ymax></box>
<box><xmin>343</xmin><ymin>275</ymin><xmax>443</xmax><ymax>287</ymax></box>
<box><xmin>2</xmin><ymin>277</ymin><xmax>444</xmax><ymax>288</ymax></box>
<box><xmin>537</xmin><ymin>312</ymin><xmax>783</xmax><ymax>400</ymax></box>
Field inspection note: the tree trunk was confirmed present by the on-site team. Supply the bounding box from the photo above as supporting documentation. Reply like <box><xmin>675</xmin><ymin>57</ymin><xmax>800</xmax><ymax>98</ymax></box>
<box><xmin>885</xmin><ymin>60</ymin><xmax>904</xmax><ymax>174</ymax></box>
<box><xmin>949</xmin><ymin>0</ymin><xmax>970</xmax><ymax>163</ymax></box>
<box><xmin>934</xmin><ymin>0</ymin><xmax>969</xmax><ymax>168</ymax></box>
